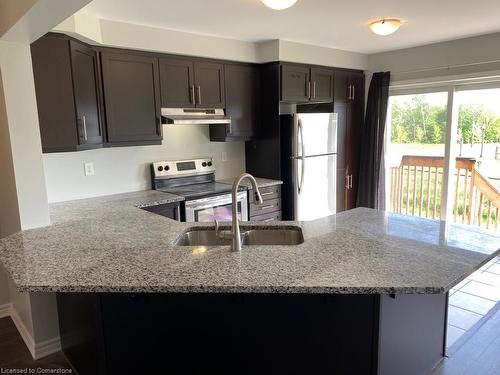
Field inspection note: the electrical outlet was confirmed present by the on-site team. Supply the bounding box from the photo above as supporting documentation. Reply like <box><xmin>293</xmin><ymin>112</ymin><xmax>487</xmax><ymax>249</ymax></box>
<box><xmin>84</xmin><ymin>162</ymin><xmax>95</xmax><ymax>176</ymax></box>
<box><xmin>221</xmin><ymin>151</ymin><xmax>227</xmax><ymax>162</ymax></box>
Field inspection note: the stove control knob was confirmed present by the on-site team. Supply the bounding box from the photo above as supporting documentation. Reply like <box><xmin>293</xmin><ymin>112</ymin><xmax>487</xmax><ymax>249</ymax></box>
<box><xmin>164</xmin><ymin>165</ymin><xmax>170</xmax><ymax>171</ymax></box>
<box><xmin>157</xmin><ymin>166</ymin><xmax>164</xmax><ymax>172</ymax></box>
<box><xmin>207</xmin><ymin>161</ymin><xmax>213</xmax><ymax>167</ymax></box>
<box><xmin>202</xmin><ymin>162</ymin><xmax>207</xmax><ymax>167</ymax></box>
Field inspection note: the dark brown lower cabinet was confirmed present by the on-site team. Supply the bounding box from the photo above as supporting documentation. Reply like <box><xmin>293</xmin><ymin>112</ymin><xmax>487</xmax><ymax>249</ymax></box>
<box><xmin>100</xmin><ymin>51</ymin><xmax>162</xmax><ymax>145</ymax></box>
<box><xmin>248</xmin><ymin>185</ymin><xmax>282</xmax><ymax>221</ymax></box>
<box><xmin>140</xmin><ymin>202</ymin><xmax>180</xmax><ymax>220</ymax></box>
<box><xmin>57</xmin><ymin>292</ymin><xmax>447</xmax><ymax>375</ymax></box>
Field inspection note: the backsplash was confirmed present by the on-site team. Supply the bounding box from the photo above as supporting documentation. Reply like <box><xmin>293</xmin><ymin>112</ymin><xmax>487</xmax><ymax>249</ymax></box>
<box><xmin>43</xmin><ymin>125</ymin><xmax>245</xmax><ymax>202</ymax></box>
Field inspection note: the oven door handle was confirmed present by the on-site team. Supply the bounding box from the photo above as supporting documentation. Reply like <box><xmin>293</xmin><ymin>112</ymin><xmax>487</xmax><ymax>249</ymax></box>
<box><xmin>184</xmin><ymin>192</ymin><xmax>246</xmax><ymax>210</ymax></box>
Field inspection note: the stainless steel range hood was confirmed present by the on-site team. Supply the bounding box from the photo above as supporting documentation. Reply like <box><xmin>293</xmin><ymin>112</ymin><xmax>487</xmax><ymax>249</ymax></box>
<box><xmin>161</xmin><ymin>108</ymin><xmax>231</xmax><ymax>125</ymax></box>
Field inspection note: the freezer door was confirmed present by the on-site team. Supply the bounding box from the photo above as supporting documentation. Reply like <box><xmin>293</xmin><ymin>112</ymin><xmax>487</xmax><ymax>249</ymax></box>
<box><xmin>293</xmin><ymin>113</ymin><xmax>338</xmax><ymax>157</ymax></box>
<box><xmin>293</xmin><ymin>154</ymin><xmax>337</xmax><ymax>221</ymax></box>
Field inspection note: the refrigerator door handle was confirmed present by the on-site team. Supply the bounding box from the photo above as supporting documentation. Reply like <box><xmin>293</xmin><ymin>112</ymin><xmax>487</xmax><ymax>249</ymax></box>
<box><xmin>298</xmin><ymin>118</ymin><xmax>306</xmax><ymax>157</ymax></box>
<box><xmin>298</xmin><ymin>157</ymin><xmax>305</xmax><ymax>194</ymax></box>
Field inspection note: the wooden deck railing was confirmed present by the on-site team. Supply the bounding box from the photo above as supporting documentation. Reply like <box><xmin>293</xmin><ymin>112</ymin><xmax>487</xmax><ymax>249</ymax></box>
<box><xmin>389</xmin><ymin>155</ymin><xmax>500</xmax><ymax>231</ymax></box>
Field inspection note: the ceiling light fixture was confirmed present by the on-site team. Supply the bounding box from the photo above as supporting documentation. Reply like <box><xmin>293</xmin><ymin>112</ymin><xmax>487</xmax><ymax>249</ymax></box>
<box><xmin>261</xmin><ymin>0</ymin><xmax>298</xmax><ymax>10</ymax></box>
<box><xmin>368</xmin><ymin>18</ymin><xmax>403</xmax><ymax>36</ymax></box>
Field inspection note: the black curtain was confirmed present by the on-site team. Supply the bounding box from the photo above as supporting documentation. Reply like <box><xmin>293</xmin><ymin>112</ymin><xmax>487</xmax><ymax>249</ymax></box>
<box><xmin>356</xmin><ymin>72</ymin><xmax>390</xmax><ymax>209</ymax></box>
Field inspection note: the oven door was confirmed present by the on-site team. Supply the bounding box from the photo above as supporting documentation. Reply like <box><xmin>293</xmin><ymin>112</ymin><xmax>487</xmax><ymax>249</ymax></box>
<box><xmin>184</xmin><ymin>192</ymin><xmax>248</xmax><ymax>222</ymax></box>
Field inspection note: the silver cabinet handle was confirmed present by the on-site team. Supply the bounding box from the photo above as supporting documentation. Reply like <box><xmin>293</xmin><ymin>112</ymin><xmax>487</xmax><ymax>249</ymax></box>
<box><xmin>260</xmin><ymin>205</ymin><xmax>275</xmax><ymax>210</ymax></box>
<box><xmin>82</xmin><ymin>115</ymin><xmax>88</xmax><ymax>141</ymax></box>
<box><xmin>346</xmin><ymin>175</ymin><xmax>349</xmax><ymax>190</ymax></box>
<box><xmin>190</xmin><ymin>85</ymin><xmax>195</xmax><ymax>104</ymax></box>
<box><xmin>197</xmin><ymin>86</ymin><xmax>202</xmax><ymax>105</ymax></box>
<box><xmin>261</xmin><ymin>192</ymin><xmax>275</xmax><ymax>196</ymax></box>
<box><xmin>312</xmin><ymin>81</ymin><xmax>316</xmax><ymax>99</ymax></box>
<box><xmin>263</xmin><ymin>218</ymin><xmax>274</xmax><ymax>222</ymax></box>
<box><xmin>307</xmin><ymin>81</ymin><xmax>311</xmax><ymax>99</ymax></box>
<box><xmin>349</xmin><ymin>174</ymin><xmax>353</xmax><ymax>189</ymax></box>
<box><xmin>352</xmin><ymin>85</ymin><xmax>355</xmax><ymax>100</ymax></box>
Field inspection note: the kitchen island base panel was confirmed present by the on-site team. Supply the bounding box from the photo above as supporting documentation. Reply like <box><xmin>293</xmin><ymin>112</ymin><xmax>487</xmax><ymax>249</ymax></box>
<box><xmin>57</xmin><ymin>292</ymin><xmax>447</xmax><ymax>375</ymax></box>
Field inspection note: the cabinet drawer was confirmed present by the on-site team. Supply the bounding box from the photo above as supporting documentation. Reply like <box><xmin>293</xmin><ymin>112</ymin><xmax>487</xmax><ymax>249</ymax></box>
<box><xmin>251</xmin><ymin>185</ymin><xmax>281</xmax><ymax>201</ymax></box>
<box><xmin>250</xmin><ymin>211</ymin><xmax>282</xmax><ymax>222</ymax></box>
<box><xmin>250</xmin><ymin>198</ymin><xmax>281</xmax><ymax>216</ymax></box>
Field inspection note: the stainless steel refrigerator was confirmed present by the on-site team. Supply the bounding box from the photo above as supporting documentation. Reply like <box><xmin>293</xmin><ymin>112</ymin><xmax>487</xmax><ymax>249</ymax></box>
<box><xmin>289</xmin><ymin>112</ymin><xmax>338</xmax><ymax>221</ymax></box>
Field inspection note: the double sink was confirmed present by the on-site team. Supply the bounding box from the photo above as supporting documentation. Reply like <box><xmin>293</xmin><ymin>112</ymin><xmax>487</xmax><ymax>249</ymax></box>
<box><xmin>175</xmin><ymin>226</ymin><xmax>304</xmax><ymax>247</ymax></box>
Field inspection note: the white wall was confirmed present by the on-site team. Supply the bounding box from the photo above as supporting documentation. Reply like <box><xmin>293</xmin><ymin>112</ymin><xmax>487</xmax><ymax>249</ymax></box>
<box><xmin>43</xmin><ymin>125</ymin><xmax>246</xmax><ymax>202</ymax></box>
<box><xmin>279</xmin><ymin>40</ymin><xmax>367</xmax><ymax>71</ymax></box>
<box><xmin>0</xmin><ymin>41</ymin><xmax>50</xmax><ymax>230</ymax></box>
<box><xmin>54</xmin><ymin>13</ymin><xmax>369</xmax><ymax>69</ymax></box>
<box><xmin>368</xmin><ymin>32</ymin><xmax>500</xmax><ymax>82</ymax></box>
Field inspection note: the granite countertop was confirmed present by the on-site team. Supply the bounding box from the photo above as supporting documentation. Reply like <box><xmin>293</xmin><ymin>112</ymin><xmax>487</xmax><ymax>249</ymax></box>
<box><xmin>217</xmin><ymin>177</ymin><xmax>283</xmax><ymax>189</ymax></box>
<box><xmin>0</xmin><ymin>190</ymin><xmax>499</xmax><ymax>294</ymax></box>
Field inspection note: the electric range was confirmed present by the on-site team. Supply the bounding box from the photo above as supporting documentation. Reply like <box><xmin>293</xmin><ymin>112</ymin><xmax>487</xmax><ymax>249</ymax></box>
<box><xmin>151</xmin><ymin>158</ymin><xmax>248</xmax><ymax>222</ymax></box>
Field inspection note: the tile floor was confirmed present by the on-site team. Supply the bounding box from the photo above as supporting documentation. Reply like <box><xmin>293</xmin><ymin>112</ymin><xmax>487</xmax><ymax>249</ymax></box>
<box><xmin>447</xmin><ymin>255</ymin><xmax>500</xmax><ymax>349</ymax></box>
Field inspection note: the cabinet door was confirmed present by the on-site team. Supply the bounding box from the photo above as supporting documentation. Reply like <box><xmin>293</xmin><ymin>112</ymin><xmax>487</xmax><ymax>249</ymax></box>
<box><xmin>280</xmin><ymin>64</ymin><xmax>310</xmax><ymax>102</ymax></box>
<box><xmin>216</xmin><ymin>64</ymin><xmax>260</xmax><ymax>140</ymax></box>
<box><xmin>345</xmin><ymin>72</ymin><xmax>365</xmax><ymax>210</ymax></box>
<box><xmin>141</xmin><ymin>202</ymin><xmax>180</xmax><ymax>220</ymax></box>
<box><xmin>334</xmin><ymin>69</ymin><xmax>350</xmax><ymax>102</ymax></box>
<box><xmin>31</xmin><ymin>35</ymin><xmax>79</xmax><ymax>152</ymax></box>
<box><xmin>70</xmin><ymin>41</ymin><xmax>103</xmax><ymax>146</ymax></box>
<box><xmin>101</xmin><ymin>51</ymin><xmax>162</xmax><ymax>143</ymax></box>
<box><xmin>193</xmin><ymin>62</ymin><xmax>225</xmax><ymax>108</ymax></box>
<box><xmin>159</xmin><ymin>58</ymin><xmax>195</xmax><ymax>108</ymax></box>
<box><xmin>310</xmin><ymin>67</ymin><xmax>334</xmax><ymax>102</ymax></box>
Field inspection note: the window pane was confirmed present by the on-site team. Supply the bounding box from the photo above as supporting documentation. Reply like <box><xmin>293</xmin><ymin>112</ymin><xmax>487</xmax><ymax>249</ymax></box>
<box><xmin>386</xmin><ymin>92</ymin><xmax>448</xmax><ymax>219</ymax></box>
<box><xmin>451</xmin><ymin>88</ymin><xmax>500</xmax><ymax>231</ymax></box>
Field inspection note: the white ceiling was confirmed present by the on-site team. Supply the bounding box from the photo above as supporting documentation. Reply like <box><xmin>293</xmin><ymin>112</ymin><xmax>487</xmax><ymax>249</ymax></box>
<box><xmin>83</xmin><ymin>0</ymin><xmax>500</xmax><ymax>54</ymax></box>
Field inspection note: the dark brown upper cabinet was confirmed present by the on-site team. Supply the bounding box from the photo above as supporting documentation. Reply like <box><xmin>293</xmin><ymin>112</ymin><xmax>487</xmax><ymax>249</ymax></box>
<box><xmin>310</xmin><ymin>67</ymin><xmax>334</xmax><ymax>102</ymax></box>
<box><xmin>334</xmin><ymin>69</ymin><xmax>363</xmax><ymax>103</ymax></box>
<box><xmin>159</xmin><ymin>58</ymin><xmax>225</xmax><ymax>108</ymax></box>
<box><xmin>100</xmin><ymin>51</ymin><xmax>162</xmax><ymax>145</ymax></box>
<box><xmin>280</xmin><ymin>64</ymin><xmax>310</xmax><ymax>102</ymax></box>
<box><xmin>210</xmin><ymin>63</ymin><xmax>261</xmax><ymax>141</ymax></box>
<box><xmin>193</xmin><ymin>62</ymin><xmax>225</xmax><ymax>108</ymax></box>
<box><xmin>31</xmin><ymin>34</ymin><xmax>103</xmax><ymax>153</ymax></box>
<box><xmin>159</xmin><ymin>58</ymin><xmax>195</xmax><ymax>108</ymax></box>
<box><xmin>280</xmin><ymin>63</ymin><xmax>334</xmax><ymax>103</ymax></box>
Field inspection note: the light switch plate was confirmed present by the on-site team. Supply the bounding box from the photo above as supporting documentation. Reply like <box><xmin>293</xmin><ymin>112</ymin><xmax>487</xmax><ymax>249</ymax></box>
<box><xmin>221</xmin><ymin>151</ymin><xmax>227</xmax><ymax>162</ymax></box>
<box><xmin>84</xmin><ymin>162</ymin><xmax>95</xmax><ymax>176</ymax></box>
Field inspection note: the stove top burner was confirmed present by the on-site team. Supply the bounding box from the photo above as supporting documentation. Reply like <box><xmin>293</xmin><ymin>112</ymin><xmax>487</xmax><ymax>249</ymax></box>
<box><xmin>157</xmin><ymin>182</ymin><xmax>246</xmax><ymax>200</ymax></box>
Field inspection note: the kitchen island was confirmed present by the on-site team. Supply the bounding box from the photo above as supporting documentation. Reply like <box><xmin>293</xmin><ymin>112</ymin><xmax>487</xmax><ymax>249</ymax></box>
<box><xmin>0</xmin><ymin>191</ymin><xmax>499</xmax><ymax>374</ymax></box>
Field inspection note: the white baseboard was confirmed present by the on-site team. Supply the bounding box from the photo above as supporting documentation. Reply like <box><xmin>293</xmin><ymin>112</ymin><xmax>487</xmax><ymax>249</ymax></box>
<box><xmin>3</xmin><ymin>303</ymin><xmax>61</xmax><ymax>360</ymax></box>
<box><xmin>0</xmin><ymin>302</ymin><xmax>11</xmax><ymax>318</ymax></box>
<box><xmin>34</xmin><ymin>336</ymin><xmax>62</xmax><ymax>360</ymax></box>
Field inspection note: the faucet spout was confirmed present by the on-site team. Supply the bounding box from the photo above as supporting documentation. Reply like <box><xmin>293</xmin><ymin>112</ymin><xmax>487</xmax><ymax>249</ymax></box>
<box><xmin>231</xmin><ymin>173</ymin><xmax>263</xmax><ymax>251</ymax></box>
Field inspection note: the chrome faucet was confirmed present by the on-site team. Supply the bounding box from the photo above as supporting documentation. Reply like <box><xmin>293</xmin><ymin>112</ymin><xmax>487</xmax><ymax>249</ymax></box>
<box><xmin>215</xmin><ymin>173</ymin><xmax>263</xmax><ymax>251</ymax></box>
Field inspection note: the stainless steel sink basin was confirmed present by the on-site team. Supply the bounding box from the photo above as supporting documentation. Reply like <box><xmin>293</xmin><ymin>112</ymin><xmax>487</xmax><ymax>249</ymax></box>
<box><xmin>174</xmin><ymin>226</ymin><xmax>304</xmax><ymax>247</ymax></box>
<box><xmin>174</xmin><ymin>230</ymin><xmax>232</xmax><ymax>247</ymax></box>
<box><xmin>241</xmin><ymin>228</ymin><xmax>304</xmax><ymax>246</ymax></box>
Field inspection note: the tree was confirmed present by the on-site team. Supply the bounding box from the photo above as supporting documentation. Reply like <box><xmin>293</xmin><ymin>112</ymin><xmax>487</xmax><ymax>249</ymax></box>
<box><xmin>391</xmin><ymin>97</ymin><xmax>500</xmax><ymax>144</ymax></box>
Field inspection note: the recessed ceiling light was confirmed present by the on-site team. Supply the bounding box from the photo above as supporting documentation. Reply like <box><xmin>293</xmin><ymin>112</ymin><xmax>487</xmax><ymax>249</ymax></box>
<box><xmin>368</xmin><ymin>18</ymin><xmax>403</xmax><ymax>36</ymax></box>
<box><xmin>261</xmin><ymin>0</ymin><xmax>298</xmax><ymax>10</ymax></box>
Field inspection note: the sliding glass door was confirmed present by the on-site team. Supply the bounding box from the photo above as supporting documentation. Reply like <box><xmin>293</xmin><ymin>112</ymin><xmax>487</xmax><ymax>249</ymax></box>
<box><xmin>386</xmin><ymin>91</ymin><xmax>448</xmax><ymax>219</ymax></box>
<box><xmin>385</xmin><ymin>85</ymin><xmax>500</xmax><ymax>233</ymax></box>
